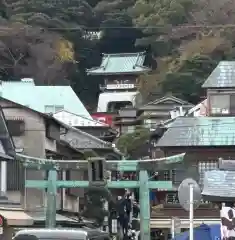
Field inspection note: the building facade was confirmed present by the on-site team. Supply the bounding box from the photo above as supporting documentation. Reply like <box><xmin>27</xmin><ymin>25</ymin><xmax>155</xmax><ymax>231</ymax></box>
<box><xmin>87</xmin><ymin>52</ymin><xmax>151</xmax><ymax>113</ymax></box>
<box><xmin>138</xmin><ymin>95</ymin><xmax>194</xmax><ymax>129</ymax></box>
<box><xmin>150</xmin><ymin>61</ymin><xmax>235</xmax><ymax>234</ymax></box>
<box><xmin>0</xmin><ymin>97</ymin><xmax>122</xmax><ymax>214</ymax></box>
<box><xmin>0</xmin><ymin>98</ymin><xmax>84</xmax><ymax>211</ymax></box>
<box><xmin>53</xmin><ymin>110</ymin><xmax>117</xmax><ymax>142</ymax></box>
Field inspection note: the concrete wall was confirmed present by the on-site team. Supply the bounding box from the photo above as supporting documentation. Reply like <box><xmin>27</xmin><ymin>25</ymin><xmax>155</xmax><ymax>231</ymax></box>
<box><xmin>0</xmin><ymin>100</ymin><xmax>47</xmax><ymax>209</ymax></box>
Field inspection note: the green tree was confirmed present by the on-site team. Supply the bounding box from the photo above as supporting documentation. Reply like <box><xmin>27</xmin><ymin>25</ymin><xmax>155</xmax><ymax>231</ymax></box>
<box><xmin>82</xmin><ymin>187</ymin><xmax>113</xmax><ymax>227</ymax></box>
<box><xmin>116</xmin><ymin>127</ymin><xmax>150</xmax><ymax>158</ymax></box>
<box><xmin>129</xmin><ymin>0</ymin><xmax>235</xmax><ymax>103</ymax></box>
<box><xmin>160</xmin><ymin>35</ymin><xmax>234</xmax><ymax>103</ymax></box>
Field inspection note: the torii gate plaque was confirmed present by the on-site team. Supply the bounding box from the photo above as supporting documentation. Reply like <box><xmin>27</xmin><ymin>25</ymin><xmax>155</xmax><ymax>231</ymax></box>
<box><xmin>17</xmin><ymin>153</ymin><xmax>185</xmax><ymax>240</ymax></box>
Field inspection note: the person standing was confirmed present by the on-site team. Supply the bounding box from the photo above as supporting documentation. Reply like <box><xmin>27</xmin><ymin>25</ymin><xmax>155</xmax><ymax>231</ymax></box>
<box><xmin>125</xmin><ymin>194</ymin><xmax>132</xmax><ymax>223</ymax></box>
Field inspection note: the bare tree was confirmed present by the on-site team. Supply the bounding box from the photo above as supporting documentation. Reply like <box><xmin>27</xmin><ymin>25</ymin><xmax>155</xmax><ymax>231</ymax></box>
<box><xmin>0</xmin><ymin>23</ymin><xmax>69</xmax><ymax>85</ymax></box>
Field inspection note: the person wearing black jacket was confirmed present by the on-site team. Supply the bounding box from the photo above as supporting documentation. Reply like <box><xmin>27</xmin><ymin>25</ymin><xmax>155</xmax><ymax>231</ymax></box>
<box><xmin>132</xmin><ymin>201</ymin><xmax>139</xmax><ymax>219</ymax></box>
<box><xmin>117</xmin><ymin>196</ymin><xmax>128</xmax><ymax>236</ymax></box>
<box><xmin>125</xmin><ymin>194</ymin><xmax>132</xmax><ymax>223</ymax></box>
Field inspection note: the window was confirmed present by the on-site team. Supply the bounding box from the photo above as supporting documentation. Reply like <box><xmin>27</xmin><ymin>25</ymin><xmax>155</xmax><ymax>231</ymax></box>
<box><xmin>46</xmin><ymin>122</ymin><xmax>60</xmax><ymax>140</ymax></box>
<box><xmin>157</xmin><ymin>169</ymin><xmax>187</xmax><ymax>184</ymax></box>
<box><xmin>163</xmin><ymin>170</ymin><xmax>171</xmax><ymax>181</ymax></box>
<box><xmin>45</xmin><ymin>105</ymin><xmax>54</xmax><ymax>113</ymax></box>
<box><xmin>145</xmin><ymin>119</ymin><xmax>152</xmax><ymax>128</ymax></box>
<box><xmin>144</xmin><ymin>119</ymin><xmax>157</xmax><ymax>129</ymax></box>
<box><xmin>165</xmin><ymin>192</ymin><xmax>210</xmax><ymax>205</ymax></box>
<box><xmin>107</xmin><ymin>101</ymin><xmax>132</xmax><ymax>113</ymax></box>
<box><xmin>6</xmin><ymin>120</ymin><xmax>25</xmax><ymax>136</ymax></box>
<box><xmin>198</xmin><ymin>161</ymin><xmax>218</xmax><ymax>185</ymax></box>
<box><xmin>44</xmin><ymin>105</ymin><xmax>64</xmax><ymax>114</ymax></box>
<box><xmin>127</xmin><ymin>125</ymin><xmax>135</xmax><ymax>133</ymax></box>
<box><xmin>7</xmin><ymin>159</ymin><xmax>24</xmax><ymax>191</ymax></box>
<box><xmin>0</xmin><ymin>142</ymin><xmax>5</xmax><ymax>154</ymax></box>
<box><xmin>210</xmin><ymin>95</ymin><xmax>230</xmax><ymax>114</ymax></box>
<box><xmin>166</xmin><ymin>192</ymin><xmax>179</xmax><ymax>204</ymax></box>
<box><xmin>55</xmin><ymin>105</ymin><xmax>64</xmax><ymax>113</ymax></box>
<box><xmin>156</xmin><ymin>170</ymin><xmax>173</xmax><ymax>181</ymax></box>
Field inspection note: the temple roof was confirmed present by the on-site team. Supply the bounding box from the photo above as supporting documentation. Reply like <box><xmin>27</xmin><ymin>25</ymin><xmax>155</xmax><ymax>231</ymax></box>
<box><xmin>86</xmin><ymin>52</ymin><xmax>151</xmax><ymax>75</ymax></box>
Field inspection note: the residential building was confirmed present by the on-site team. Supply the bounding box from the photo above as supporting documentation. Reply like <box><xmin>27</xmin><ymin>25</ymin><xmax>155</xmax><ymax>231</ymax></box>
<box><xmin>112</xmin><ymin>96</ymin><xmax>194</xmax><ymax>161</ymax></box>
<box><xmin>202</xmin><ymin>61</ymin><xmax>235</xmax><ymax>115</ymax></box>
<box><xmin>87</xmin><ymin>52</ymin><xmax>151</xmax><ymax>113</ymax></box>
<box><xmin>149</xmin><ymin>61</ymin><xmax>235</xmax><ymax>233</ymax></box>
<box><xmin>53</xmin><ymin>110</ymin><xmax>117</xmax><ymax>142</ymax></box>
<box><xmin>113</xmin><ymin>96</ymin><xmax>194</xmax><ymax>135</ymax></box>
<box><xmin>0</xmin><ymin>97</ymin><xmax>82</xmax><ymax>211</ymax></box>
<box><xmin>0</xmin><ymin>78</ymin><xmax>91</xmax><ymax>118</ymax></box>
<box><xmin>114</xmin><ymin>107</ymin><xmax>143</xmax><ymax>135</ymax></box>
<box><xmin>0</xmin><ymin>106</ymin><xmax>35</xmax><ymax>232</ymax></box>
<box><xmin>138</xmin><ymin>95</ymin><xmax>194</xmax><ymax>129</ymax></box>
<box><xmin>0</xmin><ymin>97</ymin><xmax>121</xmax><ymax>217</ymax></box>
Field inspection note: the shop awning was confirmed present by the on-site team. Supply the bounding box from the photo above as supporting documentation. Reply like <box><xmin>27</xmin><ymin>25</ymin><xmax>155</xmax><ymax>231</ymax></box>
<box><xmin>0</xmin><ymin>209</ymin><xmax>34</xmax><ymax>226</ymax></box>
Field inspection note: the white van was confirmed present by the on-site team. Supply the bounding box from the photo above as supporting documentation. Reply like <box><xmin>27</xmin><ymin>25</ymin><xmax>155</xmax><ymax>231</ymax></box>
<box><xmin>13</xmin><ymin>228</ymin><xmax>110</xmax><ymax>240</ymax></box>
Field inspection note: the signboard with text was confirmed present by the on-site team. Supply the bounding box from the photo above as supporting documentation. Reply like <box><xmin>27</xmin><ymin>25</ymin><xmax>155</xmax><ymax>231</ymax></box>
<box><xmin>106</xmin><ymin>84</ymin><xmax>135</xmax><ymax>90</ymax></box>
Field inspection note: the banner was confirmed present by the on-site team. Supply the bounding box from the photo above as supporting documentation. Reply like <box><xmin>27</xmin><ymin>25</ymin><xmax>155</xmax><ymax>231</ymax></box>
<box><xmin>221</xmin><ymin>205</ymin><xmax>235</xmax><ymax>240</ymax></box>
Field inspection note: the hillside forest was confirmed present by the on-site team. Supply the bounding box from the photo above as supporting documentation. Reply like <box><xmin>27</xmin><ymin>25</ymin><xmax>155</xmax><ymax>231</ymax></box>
<box><xmin>1</xmin><ymin>0</ymin><xmax>235</xmax><ymax>108</ymax></box>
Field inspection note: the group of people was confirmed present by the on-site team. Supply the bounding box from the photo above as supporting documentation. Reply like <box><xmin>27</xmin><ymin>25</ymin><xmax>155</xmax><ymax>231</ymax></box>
<box><xmin>116</xmin><ymin>191</ymin><xmax>140</xmax><ymax>239</ymax></box>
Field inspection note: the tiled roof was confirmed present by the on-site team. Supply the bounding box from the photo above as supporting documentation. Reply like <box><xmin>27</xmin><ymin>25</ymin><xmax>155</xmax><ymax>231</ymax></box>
<box><xmin>53</xmin><ymin>110</ymin><xmax>108</xmax><ymax>127</ymax></box>
<box><xmin>157</xmin><ymin>117</ymin><xmax>235</xmax><ymax>147</ymax></box>
<box><xmin>202</xmin><ymin>61</ymin><xmax>235</xmax><ymax>88</ymax></box>
<box><xmin>86</xmin><ymin>52</ymin><xmax>150</xmax><ymax>75</ymax></box>
<box><xmin>202</xmin><ymin>170</ymin><xmax>235</xmax><ymax>198</ymax></box>
<box><xmin>0</xmin><ymin>79</ymin><xmax>91</xmax><ymax>118</ymax></box>
<box><xmin>142</xmin><ymin>95</ymin><xmax>193</xmax><ymax>107</ymax></box>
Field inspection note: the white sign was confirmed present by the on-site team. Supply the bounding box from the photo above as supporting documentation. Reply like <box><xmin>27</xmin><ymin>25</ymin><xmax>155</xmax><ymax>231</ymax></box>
<box><xmin>0</xmin><ymin>227</ymin><xmax>3</xmax><ymax>234</ymax></box>
<box><xmin>106</xmin><ymin>84</ymin><xmax>135</xmax><ymax>90</ymax></box>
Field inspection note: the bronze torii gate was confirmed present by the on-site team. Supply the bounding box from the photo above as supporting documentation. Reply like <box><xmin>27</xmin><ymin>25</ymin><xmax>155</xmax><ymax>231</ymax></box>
<box><xmin>16</xmin><ymin>153</ymin><xmax>185</xmax><ymax>240</ymax></box>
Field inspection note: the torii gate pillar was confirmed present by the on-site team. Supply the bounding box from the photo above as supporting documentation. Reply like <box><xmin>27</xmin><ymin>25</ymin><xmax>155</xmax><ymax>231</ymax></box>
<box><xmin>139</xmin><ymin>170</ymin><xmax>151</xmax><ymax>240</ymax></box>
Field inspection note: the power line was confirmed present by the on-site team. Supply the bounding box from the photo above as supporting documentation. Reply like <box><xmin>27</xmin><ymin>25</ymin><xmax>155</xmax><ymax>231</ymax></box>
<box><xmin>47</xmin><ymin>24</ymin><xmax>235</xmax><ymax>31</ymax></box>
<box><xmin>7</xmin><ymin>24</ymin><xmax>235</xmax><ymax>31</ymax></box>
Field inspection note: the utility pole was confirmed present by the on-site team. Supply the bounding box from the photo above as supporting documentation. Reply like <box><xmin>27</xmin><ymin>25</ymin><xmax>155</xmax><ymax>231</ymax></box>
<box><xmin>17</xmin><ymin>153</ymin><xmax>186</xmax><ymax>240</ymax></box>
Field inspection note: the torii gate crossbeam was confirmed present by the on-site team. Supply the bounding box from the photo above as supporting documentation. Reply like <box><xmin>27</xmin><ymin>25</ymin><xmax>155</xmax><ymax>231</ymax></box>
<box><xmin>16</xmin><ymin>153</ymin><xmax>186</xmax><ymax>240</ymax></box>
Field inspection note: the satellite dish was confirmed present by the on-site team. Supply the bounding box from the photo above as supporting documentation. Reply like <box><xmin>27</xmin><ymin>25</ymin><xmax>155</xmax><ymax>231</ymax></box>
<box><xmin>178</xmin><ymin>178</ymin><xmax>201</xmax><ymax>211</ymax></box>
